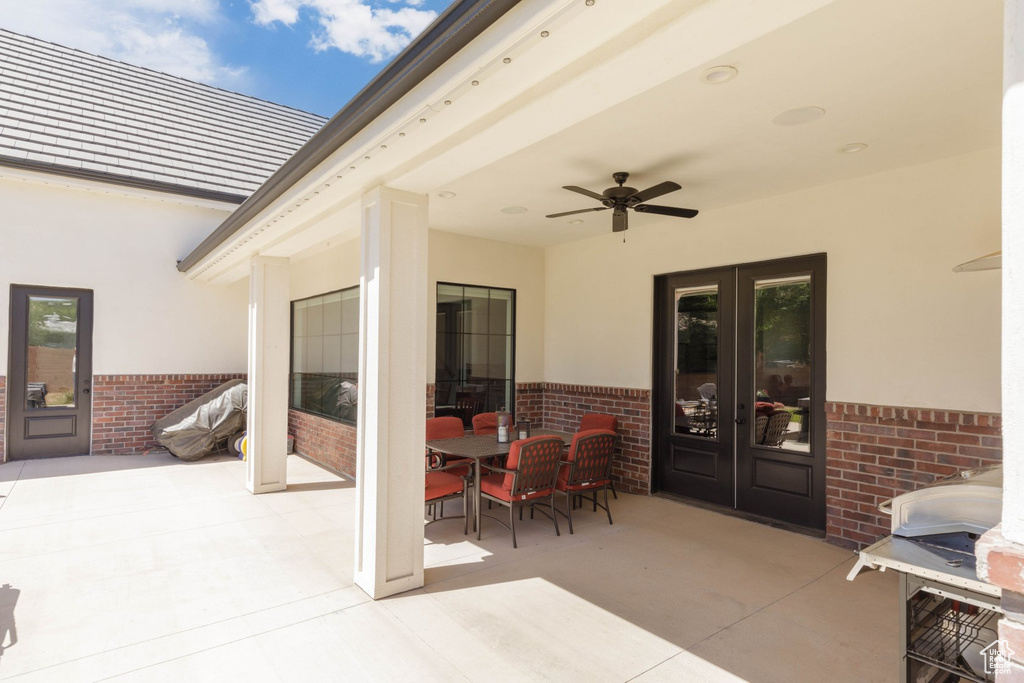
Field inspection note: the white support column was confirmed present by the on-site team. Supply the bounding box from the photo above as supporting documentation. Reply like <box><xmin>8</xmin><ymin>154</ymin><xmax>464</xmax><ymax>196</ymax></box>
<box><xmin>246</xmin><ymin>255</ymin><xmax>290</xmax><ymax>495</ymax></box>
<box><xmin>353</xmin><ymin>186</ymin><xmax>428</xmax><ymax>600</ymax></box>
<box><xmin>1004</xmin><ymin>0</ymin><xmax>1024</xmax><ymax>545</ymax></box>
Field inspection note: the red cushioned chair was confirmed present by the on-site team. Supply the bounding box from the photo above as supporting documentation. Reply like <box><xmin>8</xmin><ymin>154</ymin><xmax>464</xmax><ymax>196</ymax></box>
<box><xmin>577</xmin><ymin>413</ymin><xmax>619</xmax><ymax>499</ymax></box>
<box><xmin>479</xmin><ymin>436</ymin><xmax>563</xmax><ymax>548</ymax></box>
<box><xmin>471</xmin><ymin>412</ymin><xmax>498</xmax><ymax>435</ymax></box>
<box><xmin>425</xmin><ymin>461</ymin><xmax>469</xmax><ymax>535</ymax></box>
<box><xmin>426</xmin><ymin>416</ymin><xmax>467</xmax><ymax>469</ymax></box>
<box><xmin>556</xmin><ymin>429</ymin><xmax>616</xmax><ymax>534</ymax></box>
<box><xmin>579</xmin><ymin>412</ymin><xmax>618</xmax><ymax>433</ymax></box>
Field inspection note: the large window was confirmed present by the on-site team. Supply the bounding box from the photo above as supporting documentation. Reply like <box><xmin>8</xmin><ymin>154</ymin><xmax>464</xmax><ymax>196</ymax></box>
<box><xmin>435</xmin><ymin>283</ymin><xmax>515</xmax><ymax>427</ymax></box>
<box><xmin>290</xmin><ymin>287</ymin><xmax>359</xmax><ymax>424</ymax></box>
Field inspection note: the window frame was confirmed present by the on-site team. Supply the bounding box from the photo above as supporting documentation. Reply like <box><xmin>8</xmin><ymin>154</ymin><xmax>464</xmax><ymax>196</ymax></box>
<box><xmin>435</xmin><ymin>281</ymin><xmax>517</xmax><ymax>420</ymax></box>
<box><xmin>289</xmin><ymin>285</ymin><xmax>360</xmax><ymax>425</ymax></box>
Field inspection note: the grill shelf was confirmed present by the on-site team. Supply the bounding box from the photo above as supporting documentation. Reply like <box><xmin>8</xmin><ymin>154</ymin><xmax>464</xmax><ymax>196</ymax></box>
<box><xmin>907</xmin><ymin>593</ymin><xmax>999</xmax><ymax>682</ymax></box>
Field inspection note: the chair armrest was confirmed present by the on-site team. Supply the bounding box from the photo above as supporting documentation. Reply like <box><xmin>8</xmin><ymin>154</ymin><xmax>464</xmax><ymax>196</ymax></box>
<box><xmin>433</xmin><ymin>460</ymin><xmax>468</xmax><ymax>473</ymax></box>
<box><xmin>480</xmin><ymin>463</ymin><xmax>515</xmax><ymax>476</ymax></box>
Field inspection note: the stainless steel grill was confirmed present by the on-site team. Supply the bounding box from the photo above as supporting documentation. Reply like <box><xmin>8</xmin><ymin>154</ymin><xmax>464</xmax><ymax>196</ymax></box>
<box><xmin>847</xmin><ymin>467</ymin><xmax>1003</xmax><ymax>682</ymax></box>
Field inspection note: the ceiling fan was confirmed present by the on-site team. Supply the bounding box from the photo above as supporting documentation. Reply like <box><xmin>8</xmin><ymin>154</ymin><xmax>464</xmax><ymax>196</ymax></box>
<box><xmin>546</xmin><ymin>172</ymin><xmax>698</xmax><ymax>232</ymax></box>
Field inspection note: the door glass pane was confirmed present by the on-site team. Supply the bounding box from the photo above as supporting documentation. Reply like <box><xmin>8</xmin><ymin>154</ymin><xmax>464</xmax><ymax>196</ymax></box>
<box><xmin>26</xmin><ymin>296</ymin><xmax>78</xmax><ymax>408</ymax></box>
<box><xmin>674</xmin><ymin>285</ymin><xmax>718</xmax><ymax>439</ymax></box>
<box><xmin>753</xmin><ymin>276</ymin><xmax>812</xmax><ymax>453</ymax></box>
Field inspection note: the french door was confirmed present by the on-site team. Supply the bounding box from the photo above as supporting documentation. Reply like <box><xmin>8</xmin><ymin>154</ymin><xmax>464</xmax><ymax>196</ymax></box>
<box><xmin>7</xmin><ymin>285</ymin><xmax>94</xmax><ymax>459</ymax></box>
<box><xmin>653</xmin><ymin>254</ymin><xmax>827</xmax><ymax>530</ymax></box>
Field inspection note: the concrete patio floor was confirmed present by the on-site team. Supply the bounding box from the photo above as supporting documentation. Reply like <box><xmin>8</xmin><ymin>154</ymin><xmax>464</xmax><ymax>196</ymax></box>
<box><xmin>0</xmin><ymin>452</ymin><xmax>897</xmax><ymax>681</ymax></box>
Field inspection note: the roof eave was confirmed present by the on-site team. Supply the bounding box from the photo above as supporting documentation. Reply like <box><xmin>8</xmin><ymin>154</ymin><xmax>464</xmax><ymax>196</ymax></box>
<box><xmin>176</xmin><ymin>0</ymin><xmax>522</xmax><ymax>274</ymax></box>
<box><xmin>0</xmin><ymin>156</ymin><xmax>248</xmax><ymax>205</ymax></box>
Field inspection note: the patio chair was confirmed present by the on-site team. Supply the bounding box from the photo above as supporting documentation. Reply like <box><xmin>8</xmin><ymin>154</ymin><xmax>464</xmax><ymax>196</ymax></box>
<box><xmin>761</xmin><ymin>411</ymin><xmax>792</xmax><ymax>447</ymax></box>
<box><xmin>425</xmin><ymin>416</ymin><xmax>471</xmax><ymax>517</ymax></box>
<box><xmin>472</xmin><ymin>412</ymin><xmax>498</xmax><ymax>435</ymax></box>
<box><xmin>479</xmin><ymin>436</ymin><xmax>564</xmax><ymax>548</ymax></box>
<box><xmin>578</xmin><ymin>413</ymin><xmax>619</xmax><ymax>498</ymax></box>
<box><xmin>426</xmin><ymin>415</ymin><xmax>465</xmax><ymax>465</ymax></box>
<box><xmin>556</xmin><ymin>429</ymin><xmax>616</xmax><ymax>534</ymax></box>
<box><xmin>425</xmin><ymin>461</ymin><xmax>469</xmax><ymax>535</ymax></box>
<box><xmin>754</xmin><ymin>415</ymin><xmax>769</xmax><ymax>444</ymax></box>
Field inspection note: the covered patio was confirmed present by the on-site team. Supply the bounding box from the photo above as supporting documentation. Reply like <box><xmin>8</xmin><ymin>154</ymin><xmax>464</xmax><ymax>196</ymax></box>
<box><xmin>0</xmin><ymin>452</ymin><xmax>895</xmax><ymax>681</ymax></box>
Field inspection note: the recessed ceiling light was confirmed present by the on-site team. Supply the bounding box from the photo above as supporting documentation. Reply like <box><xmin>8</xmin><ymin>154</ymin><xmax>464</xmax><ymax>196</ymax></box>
<box><xmin>500</xmin><ymin>206</ymin><xmax>528</xmax><ymax>214</ymax></box>
<box><xmin>568</xmin><ymin>219</ymin><xmax>584</xmax><ymax>225</ymax></box>
<box><xmin>540</xmin><ymin>30</ymin><xmax>550</xmax><ymax>38</ymax></box>
<box><xmin>772</xmin><ymin>106</ymin><xmax>825</xmax><ymax>125</ymax></box>
<box><xmin>437</xmin><ymin>191</ymin><xmax>456</xmax><ymax>199</ymax></box>
<box><xmin>700</xmin><ymin>65</ymin><xmax>738</xmax><ymax>84</ymax></box>
<box><xmin>838</xmin><ymin>142</ymin><xmax>868</xmax><ymax>154</ymax></box>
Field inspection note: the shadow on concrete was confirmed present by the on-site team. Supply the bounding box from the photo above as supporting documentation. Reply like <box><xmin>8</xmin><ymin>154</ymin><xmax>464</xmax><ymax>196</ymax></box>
<box><xmin>0</xmin><ymin>583</ymin><xmax>20</xmax><ymax>670</ymax></box>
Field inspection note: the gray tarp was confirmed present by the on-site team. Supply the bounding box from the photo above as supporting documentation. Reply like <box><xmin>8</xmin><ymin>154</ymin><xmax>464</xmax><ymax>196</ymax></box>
<box><xmin>151</xmin><ymin>379</ymin><xmax>247</xmax><ymax>461</ymax></box>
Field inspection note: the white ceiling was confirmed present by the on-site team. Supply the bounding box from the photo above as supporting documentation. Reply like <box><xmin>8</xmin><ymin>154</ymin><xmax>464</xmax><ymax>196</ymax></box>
<box><xmin>414</xmin><ymin>0</ymin><xmax>1003</xmax><ymax>247</ymax></box>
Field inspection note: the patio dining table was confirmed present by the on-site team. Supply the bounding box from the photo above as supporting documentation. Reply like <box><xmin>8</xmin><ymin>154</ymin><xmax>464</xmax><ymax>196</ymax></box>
<box><xmin>426</xmin><ymin>429</ymin><xmax>573</xmax><ymax>540</ymax></box>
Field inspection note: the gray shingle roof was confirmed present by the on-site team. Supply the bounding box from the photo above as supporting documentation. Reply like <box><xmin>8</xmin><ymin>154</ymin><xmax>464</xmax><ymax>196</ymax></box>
<box><xmin>0</xmin><ymin>29</ymin><xmax>327</xmax><ymax>202</ymax></box>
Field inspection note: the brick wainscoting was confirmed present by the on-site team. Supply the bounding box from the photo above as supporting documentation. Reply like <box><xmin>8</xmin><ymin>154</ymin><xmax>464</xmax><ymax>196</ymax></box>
<box><xmin>288</xmin><ymin>410</ymin><xmax>357</xmax><ymax>477</ymax></box>
<box><xmin>524</xmin><ymin>383</ymin><xmax>652</xmax><ymax>495</ymax></box>
<box><xmin>0</xmin><ymin>376</ymin><xmax>5</xmax><ymax>461</ymax></box>
<box><xmin>826</xmin><ymin>402</ymin><xmax>1002</xmax><ymax>549</ymax></box>
<box><xmin>514</xmin><ymin>383</ymin><xmax>545</xmax><ymax>423</ymax></box>
<box><xmin>92</xmin><ymin>374</ymin><xmax>245</xmax><ymax>455</ymax></box>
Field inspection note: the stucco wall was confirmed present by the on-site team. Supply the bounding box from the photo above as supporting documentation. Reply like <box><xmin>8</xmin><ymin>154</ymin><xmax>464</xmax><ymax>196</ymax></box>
<box><xmin>543</xmin><ymin>148</ymin><xmax>1002</xmax><ymax>413</ymax></box>
<box><xmin>0</xmin><ymin>176</ymin><xmax>249</xmax><ymax>375</ymax></box>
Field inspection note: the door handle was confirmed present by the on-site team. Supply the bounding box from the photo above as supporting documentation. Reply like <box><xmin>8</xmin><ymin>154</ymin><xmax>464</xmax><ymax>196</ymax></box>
<box><xmin>734</xmin><ymin>417</ymin><xmax>745</xmax><ymax>425</ymax></box>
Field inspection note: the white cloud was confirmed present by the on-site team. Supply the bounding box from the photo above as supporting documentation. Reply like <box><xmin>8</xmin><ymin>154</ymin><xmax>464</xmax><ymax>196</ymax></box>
<box><xmin>1</xmin><ymin>0</ymin><xmax>247</xmax><ymax>88</ymax></box>
<box><xmin>250</xmin><ymin>0</ymin><xmax>437</xmax><ymax>62</ymax></box>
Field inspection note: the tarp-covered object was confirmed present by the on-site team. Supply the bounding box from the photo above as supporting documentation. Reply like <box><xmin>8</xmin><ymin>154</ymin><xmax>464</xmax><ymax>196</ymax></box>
<box><xmin>152</xmin><ymin>380</ymin><xmax>247</xmax><ymax>461</ymax></box>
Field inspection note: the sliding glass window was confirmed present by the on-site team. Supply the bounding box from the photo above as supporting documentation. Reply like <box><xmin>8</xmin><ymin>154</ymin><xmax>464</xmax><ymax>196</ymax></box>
<box><xmin>435</xmin><ymin>284</ymin><xmax>515</xmax><ymax>427</ymax></box>
<box><xmin>290</xmin><ymin>287</ymin><xmax>359</xmax><ymax>424</ymax></box>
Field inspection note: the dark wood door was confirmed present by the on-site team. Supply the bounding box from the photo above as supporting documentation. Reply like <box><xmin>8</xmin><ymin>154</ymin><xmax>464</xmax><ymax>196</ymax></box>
<box><xmin>654</xmin><ymin>267</ymin><xmax>736</xmax><ymax>507</ymax></box>
<box><xmin>734</xmin><ymin>255</ymin><xmax>827</xmax><ymax>529</ymax></box>
<box><xmin>654</xmin><ymin>254</ymin><xmax>827</xmax><ymax>530</ymax></box>
<box><xmin>7</xmin><ymin>285</ymin><xmax>94</xmax><ymax>459</ymax></box>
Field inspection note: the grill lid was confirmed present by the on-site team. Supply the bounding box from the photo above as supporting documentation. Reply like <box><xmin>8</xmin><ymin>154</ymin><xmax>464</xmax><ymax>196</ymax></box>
<box><xmin>881</xmin><ymin>466</ymin><xmax>1002</xmax><ymax>537</ymax></box>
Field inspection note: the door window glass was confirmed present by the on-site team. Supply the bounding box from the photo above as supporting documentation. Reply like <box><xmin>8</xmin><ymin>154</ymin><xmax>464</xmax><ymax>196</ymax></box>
<box><xmin>753</xmin><ymin>276</ymin><xmax>812</xmax><ymax>452</ymax></box>
<box><xmin>26</xmin><ymin>296</ymin><xmax>78</xmax><ymax>408</ymax></box>
<box><xmin>674</xmin><ymin>285</ymin><xmax>718</xmax><ymax>439</ymax></box>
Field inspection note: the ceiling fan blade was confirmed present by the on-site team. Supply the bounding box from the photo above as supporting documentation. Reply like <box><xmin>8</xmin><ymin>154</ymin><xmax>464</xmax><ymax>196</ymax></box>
<box><xmin>612</xmin><ymin>209</ymin><xmax>628</xmax><ymax>232</ymax></box>
<box><xmin>634</xmin><ymin>203</ymin><xmax>699</xmax><ymax>219</ymax></box>
<box><xmin>563</xmin><ymin>185</ymin><xmax>607</xmax><ymax>202</ymax></box>
<box><xmin>545</xmin><ymin>207</ymin><xmax>610</xmax><ymax>218</ymax></box>
<box><xmin>630</xmin><ymin>181</ymin><xmax>682</xmax><ymax>204</ymax></box>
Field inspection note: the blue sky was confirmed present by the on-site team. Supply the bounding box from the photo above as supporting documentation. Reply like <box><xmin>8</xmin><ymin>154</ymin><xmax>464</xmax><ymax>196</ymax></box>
<box><xmin>1</xmin><ymin>0</ymin><xmax>455</xmax><ymax>117</ymax></box>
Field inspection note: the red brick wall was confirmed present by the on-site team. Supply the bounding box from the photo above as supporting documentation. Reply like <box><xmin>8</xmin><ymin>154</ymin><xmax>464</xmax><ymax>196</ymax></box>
<box><xmin>515</xmin><ymin>382</ymin><xmax>545</xmax><ymax>424</ymax></box>
<box><xmin>288</xmin><ymin>409</ymin><xmax>357</xmax><ymax>477</ymax></box>
<box><xmin>826</xmin><ymin>402</ymin><xmax>1002</xmax><ymax>549</ymax></box>
<box><xmin>541</xmin><ymin>383</ymin><xmax>652</xmax><ymax>495</ymax></box>
<box><xmin>0</xmin><ymin>376</ymin><xmax>5</xmax><ymax>461</ymax></box>
<box><xmin>92</xmin><ymin>374</ymin><xmax>245</xmax><ymax>455</ymax></box>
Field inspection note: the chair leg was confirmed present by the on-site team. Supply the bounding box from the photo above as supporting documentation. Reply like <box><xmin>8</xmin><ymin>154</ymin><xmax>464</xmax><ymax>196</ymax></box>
<box><xmin>462</xmin><ymin>489</ymin><xmax>469</xmax><ymax>536</ymax></box>
<box><xmin>604</xmin><ymin>486</ymin><xmax>613</xmax><ymax>525</ymax></box>
<box><xmin>610</xmin><ymin>480</ymin><xmax>618</xmax><ymax>500</ymax></box>
<box><xmin>566</xmin><ymin>491</ymin><xmax>574</xmax><ymax>535</ymax></box>
<box><xmin>550</xmin><ymin>496</ymin><xmax>560</xmax><ymax>537</ymax></box>
<box><xmin>510</xmin><ymin>504</ymin><xmax>517</xmax><ymax>549</ymax></box>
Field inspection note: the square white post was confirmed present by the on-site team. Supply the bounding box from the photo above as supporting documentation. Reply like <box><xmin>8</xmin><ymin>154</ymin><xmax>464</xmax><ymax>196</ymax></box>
<box><xmin>1004</xmin><ymin>0</ymin><xmax>1024</xmax><ymax>544</ymax></box>
<box><xmin>246</xmin><ymin>255</ymin><xmax>290</xmax><ymax>494</ymax></box>
<box><xmin>354</xmin><ymin>186</ymin><xmax>428</xmax><ymax>599</ymax></box>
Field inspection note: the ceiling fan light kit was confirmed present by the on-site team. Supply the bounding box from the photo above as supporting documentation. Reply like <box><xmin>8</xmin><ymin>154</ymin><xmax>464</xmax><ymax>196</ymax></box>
<box><xmin>545</xmin><ymin>171</ymin><xmax>698</xmax><ymax>232</ymax></box>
